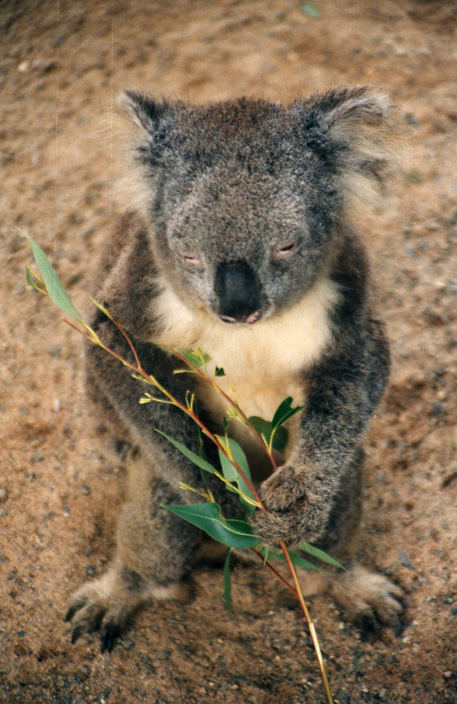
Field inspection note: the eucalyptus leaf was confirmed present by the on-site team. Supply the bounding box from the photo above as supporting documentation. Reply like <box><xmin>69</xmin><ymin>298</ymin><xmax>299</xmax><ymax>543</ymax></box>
<box><xmin>248</xmin><ymin>416</ymin><xmax>289</xmax><ymax>454</ymax></box>
<box><xmin>217</xmin><ymin>437</ymin><xmax>257</xmax><ymax>513</ymax></box>
<box><xmin>181</xmin><ymin>348</ymin><xmax>211</xmax><ymax>367</ymax></box>
<box><xmin>22</xmin><ymin>230</ymin><xmax>83</xmax><ymax>322</ymax></box>
<box><xmin>163</xmin><ymin>502</ymin><xmax>259</xmax><ymax>549</ymax></box>
<box><xmin>271</xmin><ymin>396</ymin><xmax>303</xmax><ymax>430</ymax></box>
<box><xmin>298</xmin><ymin>542</ymin><xmax>344</xmax><ymax>570</ymax></box>
<box><xmin>301</xmin><ymin>3</ymin><xmax>321</xmax><ymax>18</ymax></box>
<box><xmin>259</xmin><ymin>545</ymin><xmax>322</xmax><ymax>571</ymax></box>
<box><xmin>25</xmin><ymin>266</ymin><xmax>42</xmax><ymax>289</ymax></box>
<box><xmin>155</xmin><ymin>429</ymin><xmax>217</xmax><ymax>475</ymax></box>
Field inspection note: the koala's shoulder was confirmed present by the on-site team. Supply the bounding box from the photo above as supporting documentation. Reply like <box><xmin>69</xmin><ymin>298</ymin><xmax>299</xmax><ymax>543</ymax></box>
<box><xmin>92</xmin><ymin>210</ymin><xmax>159</xmax><ymax>337</ymax></box>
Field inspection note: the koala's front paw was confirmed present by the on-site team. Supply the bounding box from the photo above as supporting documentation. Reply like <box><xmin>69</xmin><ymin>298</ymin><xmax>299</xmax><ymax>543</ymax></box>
<box><xmin>259</xmin><ymin>464</ymin><xmax>306</xmax><ymax>511</ymax></box>
<box><xmin>252</xmin><ymin>465</ymin><xmax>321</xmax><ymax>548</ymax></box>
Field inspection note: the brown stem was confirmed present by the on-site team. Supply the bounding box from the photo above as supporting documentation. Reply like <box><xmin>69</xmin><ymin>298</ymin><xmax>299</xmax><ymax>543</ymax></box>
<box><xmin>71</xmin><ymin>315</ymin><xmax>263</xmax><ymax>506</ymax></box>
<box><xmin>280</xmin><ymin>541</ymin><xmax>333</xmax><ymax>704</ymax></box>
<box><xmin>251</xmin><ymin>549</ymin><xmax>297</xmax><ymax>595</ymax></box>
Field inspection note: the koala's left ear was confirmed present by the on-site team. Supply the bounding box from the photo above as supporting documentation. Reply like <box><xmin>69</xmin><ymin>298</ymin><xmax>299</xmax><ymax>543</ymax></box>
<box><xmin>119</xmin><ymin>90</ymin><xmax>170</xmax><ymax>133</ymax></box>
<box><xmin>297</xmin><ymin>87</ymin><xmax>395</xmax><ymax>188</ymax></box>
<box><xmin>317</xmin><ymin>87</ymin><xmax>391</xmax><ymax>134</ymax></box>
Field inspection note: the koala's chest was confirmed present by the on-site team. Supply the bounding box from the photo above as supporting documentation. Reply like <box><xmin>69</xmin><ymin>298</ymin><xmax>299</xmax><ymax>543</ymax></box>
<box><xmin>153</xmin><ymin>278</ymin><xmax>337</xmax><ymax>423</ymax></box>
<box><xmin>196</xmin><ymin>331</ymin><xmax>305</xmax><ymax>422</ymax></box>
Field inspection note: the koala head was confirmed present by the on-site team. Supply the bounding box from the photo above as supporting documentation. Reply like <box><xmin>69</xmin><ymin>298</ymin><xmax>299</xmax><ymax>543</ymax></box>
<box><xmin>123</xmin><ymin>88</ymin><xmax>392</xmax><ymax>324</ymax></box>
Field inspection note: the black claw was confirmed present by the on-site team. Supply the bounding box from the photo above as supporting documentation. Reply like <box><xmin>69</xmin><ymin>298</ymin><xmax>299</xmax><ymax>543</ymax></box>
<box><xmin>71</xmin><ymin>625</ymin><xmax>84</xmax><ymax>645</ymax></box>
<box><xmin>101</xmin><ymin>625</ymin><xmax>121</xmax><ymax>654</ymax></box>
<box><xmin>359</xmin><ymin>613</ymin><xmax>380</xmax><ymax>642</ymax></box>
<box><xmin>65</xmin><ymin>600</ymin><xmax>86</xmax><ymax>623</ymax></box>
<box><xmin>89</xmin><ymin>610</ymin><xmax>105</xmax><ymax>634</ymax></box>
<box><xmin>394</xmin><ymin>612</ymin><xmax>408</xmax><ymax>637</ymax></box>
<box><xmin>392</xmin><ymin>592</ymin><xmax>408</xmax><ymax>612</ymax></box>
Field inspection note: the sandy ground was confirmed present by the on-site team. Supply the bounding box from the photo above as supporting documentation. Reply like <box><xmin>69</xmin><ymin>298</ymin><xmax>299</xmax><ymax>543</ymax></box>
<box><xmin>1</xmin><ymin>1</ymin><xmax>457</xmax><ymax>702</ymax></box>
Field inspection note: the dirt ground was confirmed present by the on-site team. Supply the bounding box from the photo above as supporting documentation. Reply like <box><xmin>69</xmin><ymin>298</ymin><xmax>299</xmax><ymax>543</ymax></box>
<box><xmin>1</xmin><ymin>1</ymin><xmax>457</xmax><ymax>702</ymax></box>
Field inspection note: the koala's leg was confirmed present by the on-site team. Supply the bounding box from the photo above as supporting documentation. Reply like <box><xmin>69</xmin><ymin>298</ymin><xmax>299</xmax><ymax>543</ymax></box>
<box><xmin>66</xmin><ymin>315</ymin><xmax>218</xmax><ymax>650</ymax></box>
<box><xmin>294</xmin><ymin>449</ymin><xmax>404</xmax><ymax>636</ymax></box>
<box><xmin>66</xmin><ymin>452</ymin><xmax>202</xmax><ymax>652</ymax></box>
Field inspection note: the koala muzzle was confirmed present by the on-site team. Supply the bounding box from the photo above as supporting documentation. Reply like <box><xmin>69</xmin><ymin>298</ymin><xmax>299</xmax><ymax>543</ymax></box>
<box><xmin>215</xmin><ymin>260</ymin><xmax>261</xmax><ymax>324</ymax></box>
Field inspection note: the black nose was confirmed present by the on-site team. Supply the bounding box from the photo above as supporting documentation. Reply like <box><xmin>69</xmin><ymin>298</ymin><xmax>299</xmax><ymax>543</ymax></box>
<box><xmin>215</xmin><ymin>260</ymin><xmax>261</xmax><ymax>323</ymax></box>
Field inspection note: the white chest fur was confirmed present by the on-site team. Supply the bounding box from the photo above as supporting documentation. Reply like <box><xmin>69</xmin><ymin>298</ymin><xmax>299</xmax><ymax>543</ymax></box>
<box><xmin>152</xmin><ymin>277</ymin><xmax>338</xmax><ymax>423</ymax></box>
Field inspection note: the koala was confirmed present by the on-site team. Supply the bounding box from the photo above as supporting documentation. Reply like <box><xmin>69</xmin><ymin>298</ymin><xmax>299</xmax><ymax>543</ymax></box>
<box><xmin>66</xmin><ymin>87</ymin><xmax>403</xmax><ymax>652</ymax></box>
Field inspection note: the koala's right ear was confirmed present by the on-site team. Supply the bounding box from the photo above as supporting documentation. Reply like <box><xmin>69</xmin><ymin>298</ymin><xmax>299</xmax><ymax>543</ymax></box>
<box><xmin>119</xmin><ymin>90</ymin><xmax>170</xmax><ymax>133</ymax></box>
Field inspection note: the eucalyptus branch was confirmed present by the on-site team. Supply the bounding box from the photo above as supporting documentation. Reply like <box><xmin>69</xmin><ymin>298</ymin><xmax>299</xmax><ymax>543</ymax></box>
<box><xmin>24</xmin><ymin>231</ymin><xmax>334</xmax><ymax>704</ymax></box>
<box><xmin>163</xmin><ymin>345</ymin><xmax>278</xmax><ymax>471</ymax></box>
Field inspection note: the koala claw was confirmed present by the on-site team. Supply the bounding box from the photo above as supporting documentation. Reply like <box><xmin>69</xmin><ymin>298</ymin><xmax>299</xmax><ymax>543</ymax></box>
<box><xmin>65</xmin><ymin>571</ymin><xmax>134</xmax><ymax>652</ymax></box>
<box><xmin>101</xmin><ymin>625</ymin><xmax>122</xmax><ymax>654</ymax></box>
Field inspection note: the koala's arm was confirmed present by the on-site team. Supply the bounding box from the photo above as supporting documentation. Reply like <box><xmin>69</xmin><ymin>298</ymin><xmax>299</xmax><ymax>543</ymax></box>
<box><xmin>254</xmin><ymin>244</ymin><xmax>390</xmax><ymax>548</ymax></box>
<box><xmin>85</xmin><ymin>212</ymin><xmax>208</xmax><ymax>494</ymax></box>
<box><xmin>87</xmin><ymin>318</ymin><xmax>206</xmax><ymax>489</ymax></box>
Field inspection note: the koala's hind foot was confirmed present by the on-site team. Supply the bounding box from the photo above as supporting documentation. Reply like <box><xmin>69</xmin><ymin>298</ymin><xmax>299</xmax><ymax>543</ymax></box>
<box><xmin>330</xmin><ymin>565</ymin><xmax>405</xmax><ymax>638</ymax></box>
<box><xmin>296</xmin><ymin>563</ymin><xmax>405</xmax><ymax>638</ymax></box>
<box><xmin>65</xmin><ymin>558</ymin><xmax>191</xmax><ymax>653</ymax></box>
<box><xmin>66</xmin><ymin>470</ymin><xmax>202</xmax><ymax>652</ymax></box>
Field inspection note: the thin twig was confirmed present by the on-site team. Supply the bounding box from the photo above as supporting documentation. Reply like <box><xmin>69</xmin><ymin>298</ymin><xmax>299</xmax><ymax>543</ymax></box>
<box><xmin>280</xmin><ymin>541</ymin><xmax>333</xmax><ymax>704</ymax></box>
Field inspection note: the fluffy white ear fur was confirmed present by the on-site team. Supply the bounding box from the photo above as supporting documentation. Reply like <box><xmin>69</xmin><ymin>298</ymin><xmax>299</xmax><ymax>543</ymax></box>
<box><xmin>112</xmin><ymin>91</ymin><xmax>165</xmax><ymax>223</ymax></box>
<box><xmin>321</xmin><ymin>88</ymin><xmax>396</xmax><ymax>209</ymax></box>
<box><xmin>119</xmin><ymin>90</ymin><xmax>161</xmax><ymax>133</ymax></box>
<box><xmin>322</xmin><ymin>89</ymin><xmax>391</xmax><ymax>132</ymax></box>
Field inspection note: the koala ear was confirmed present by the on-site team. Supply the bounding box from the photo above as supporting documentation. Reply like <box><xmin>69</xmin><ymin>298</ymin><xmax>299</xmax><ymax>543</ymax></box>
<box><xmin>299</xmin><ymin>87</ymin><xmax>396</xmax><ymax>198</ymax></box>
<box><xmin>317</xmin><ymin>87</ymin><xmax>391</xmax><ymax>134</ymax></box>
<box><xmin>120</xmin><ymin>90</ymin><xmax>169</xmax><ymax>133</ymax></box>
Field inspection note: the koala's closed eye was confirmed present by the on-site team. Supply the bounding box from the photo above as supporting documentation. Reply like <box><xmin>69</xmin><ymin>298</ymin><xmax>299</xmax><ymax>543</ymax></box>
<box><xmin>181</xmin><ymin>253</ymin><xmax>204</xmax><ymax>268</ymax></box>
<box><xmin>272</xmin><ymin>238</ymin><xmax>300</xmax><ymax>260</ymax></box>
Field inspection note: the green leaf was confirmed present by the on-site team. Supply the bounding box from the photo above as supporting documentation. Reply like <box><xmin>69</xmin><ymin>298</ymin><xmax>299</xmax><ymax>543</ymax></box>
<box><xmin>259</xmin><ymin>545</ymin><xmax>322</xmax><ymax>571</ymax></box>
<box><xmin>180</xmin><ymin>348</ymin><xmax>211</xmax><ymax>368</ymax></box>
<box><xmin>26</xmin><ymin>266</ymin><xmax>41</xmax><ymax>289</ymax></box>
<box><xmin>223</xmin><ymin>548</ymin><xmax>232</xmax><ymax>610</ymax></box>
<box><xmin>155</xmin><ymin>429</ymin><xmax>218</xmax><ymax>475</ymax></box>
<box><xmin>248</xmin><ymin>416</ymin><xmax>289</xmax><ymax>454</ymax></box>
<box><xmin>297</xmin><ymin>542</ymin><xmax>344</xmax><ymax>570</ymax></box>
<box><xmin>271</xmin><ymin>396</ymin><xmax>303</xmax><ymax>430</ymax></box>
<box><xmin>218</xmin><ymin>438</ymin><xmax>257</xmax><ymax>514</ymax></box>
<box><xmin>163</xmin><ymin>502</ymin><xmax>259</xmax><ymax>549</ymax></box>
<box><xmin>301</xmin><ymin>3</ymin><xmax>321</xmax><ymax>18</ymax></box>
<box><xmin>22</xmin><ymin>230</ymin><xmax>83</xmax><ymax>322</ymax></box>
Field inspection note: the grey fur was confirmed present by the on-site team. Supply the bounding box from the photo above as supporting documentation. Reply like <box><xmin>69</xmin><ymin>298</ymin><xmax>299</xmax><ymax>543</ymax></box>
<box><xmin>66</xmin><ymin>88</ymin><xmax>403</xmax><ymax>650</ymax></box>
